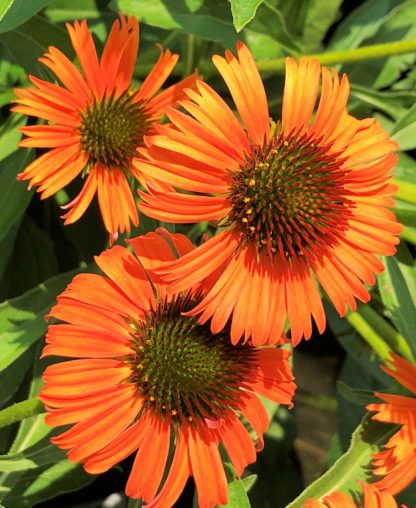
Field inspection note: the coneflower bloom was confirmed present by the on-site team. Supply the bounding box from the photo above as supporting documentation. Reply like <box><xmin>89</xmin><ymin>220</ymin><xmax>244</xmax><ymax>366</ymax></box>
<box><xmin>367</xmin><ymin>354</ymin><xmax>416</xmax><ymax>495</ymax></box>
<box><xmin>13</xmin><ymin>16</ymin><xmax>196</xmax><ymax>241</ymax></box>
<box><xmin>303</xmin><ymin>481</ymin><xmax>406</xmax><ymax>507</ymax></box>
<box><xmin>135</xmin><ymin>42</ymin><xmax>401</xmax><ymax>346</ymax></box>
<box><xmin>39</xmin><ymin>229</ymin><xmax>295</xmax><ymax>508</ymax></box>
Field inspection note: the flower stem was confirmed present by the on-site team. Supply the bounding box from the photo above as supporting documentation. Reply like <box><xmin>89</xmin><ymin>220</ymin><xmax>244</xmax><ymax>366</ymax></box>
<box><xmin>184</xmin><ymin>33</ymin><xmax>195</xmax><ymax>78</ymax></box>
<box><xmin>0</xmin><ymin>397</ymin><xmax>45</xmax><ymax>429</ymax></box>
<box><xmin>136</xmin><ymin>39</ymin><xmax>416</xmax><ymax>77</ymax></box>
<box><xmin>257</xmin><ymin>39</ymin><xmax>416</xmax><ymax>72</ymax></box>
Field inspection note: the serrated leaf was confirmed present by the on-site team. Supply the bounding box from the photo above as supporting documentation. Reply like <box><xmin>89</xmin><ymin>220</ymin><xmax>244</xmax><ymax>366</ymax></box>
<box><xmin>286</xmin><ymin>416</ymin><xmax>397</xmax><ymax>507</ymax></box>
<box><xmin>0</xmin><ymin>0</ymin><xmax>51</xmax><ymax>33</ymax></box>
<box><xmin>229</xmin><ymin>0</ymin><xmax>264</xmax><ymax>32</ymax></box>
<box><xmin>378</xmin><ymin>244</ymin><xmax>416</xmax><ymax>359</ymax></box>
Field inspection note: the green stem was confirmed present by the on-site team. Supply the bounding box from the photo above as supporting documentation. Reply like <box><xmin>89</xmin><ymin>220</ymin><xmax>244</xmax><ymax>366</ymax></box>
<box><xmin>136</xmin><ymin>39</ymin><xmax>416</xmax><ymax>77</ymax></box>
<box><xmin>346</xmin><ymin>304</ymin><xmax>414</xmax><ymax>362</ymax></box>
<box><xmin>0</xmin><ymin>398</ymin><xmax>45</xmax><ymax>429</ymax></box>
<box><xmin>184</xmin><ymin>33</ymin><xmax>195</xmax><ymax>78</ymax></box>
<box><xmin>257</xmin><ymin>39</ymin><xmax>416</xmax><ymax>72</ymax></box>
<box><xmin>346</xmin><ymin>309</ymin><xmax>392</xmax><ymax>361</ymax></box>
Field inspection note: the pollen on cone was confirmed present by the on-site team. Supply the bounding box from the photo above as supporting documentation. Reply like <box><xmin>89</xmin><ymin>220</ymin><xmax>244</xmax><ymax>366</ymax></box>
<box><xmin>135</xmin><ymin>43</ymin><xmax>402</xmax><ymax>347</ymax></box>
<box><xmin>13</xmin><ymin>15</ymin><xmax>198</xmax><ymax>239</ymax></box>
<box><xmin>40</xmin><ymin>229</ymin><xmax>296</xmax><ymax>508</ymax></box>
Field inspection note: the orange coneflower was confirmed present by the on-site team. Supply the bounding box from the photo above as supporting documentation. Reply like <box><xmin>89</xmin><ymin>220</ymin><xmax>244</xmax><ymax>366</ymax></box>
<box><xmin>135</xmin><ymin>42</ymin><xmax>402</xmax><ymax>346</ymax></box>
<box><xmin>303</xmin><ymin>481</ymin><xmax>407</xmax><ymax>507</ymax></box>
<box><xmin>13</xmin><ymin>16</ymin><xmax>196</xmax><ymax>241</ymax></box>
<box><xmin>367</xmin><ymin>354</ymin><xmax>416</xmax><ymax>495</ymax></box>
<box><xmin>39</xmin><ymin>229</ymin><xmax>296</xmax><ymax>508</ymax></box>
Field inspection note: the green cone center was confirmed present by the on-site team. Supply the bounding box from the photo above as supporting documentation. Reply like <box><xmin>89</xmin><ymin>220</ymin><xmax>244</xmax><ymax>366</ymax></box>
<box><xmin>129</xmin><ymin>294</ymin><xmax>256</xmax><ymax>424</ymax></box>
<box><xmin>79</xmin><ymin>90</ymin><xmax>150</xmax><ymax>170</ymax></box>
<box><xmin>228</xmin><ymin>130</ymin><xmax>353</xmax><ymax>258</ymax></box>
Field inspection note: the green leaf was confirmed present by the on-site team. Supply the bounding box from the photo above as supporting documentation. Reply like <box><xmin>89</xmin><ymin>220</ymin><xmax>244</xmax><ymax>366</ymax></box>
<box><xmin>248</xmin><ymin>406</ymin><xmax>301</xmax><ymax>507</ymax></box>
<box><xmin>338</xmin><ymin>0</ymin><xmax>416</xmax><ymax>88</ymax></box>
<box><xmin>286</xmin><ymin>416</ymin><xmax>397</xmax><ymax>507</ymax></box>
<box><xmin>328</xmin><ymin>0</ymin><xmax>390</xmax><ymax>51</ymax></box>
<box><xmin>350</xmin><ymin>84</ymin><xmax>416</xmax><ymax>120</ymax></box>
<box><xmin>229</xmin><ymin>0</ymin><xmax>264</xmax><ymax>32</ymax></box>
<box><xmin>0</xmin><ymin>444</ymin><xmax>63</xmax><ymax>473</ymax></box>
<box><xmin>110</xmin><ymin>0</ymin><xmax>300</xmax><ymax>57</ymax></box>
<box><xmin>275</xmin><ymin>0</ymin><xmax>342</xmax><ymax>52</ymax></box>
<box><xmin>336</xmin><ymin>381</ymin><xmax>380</xmax><ymax>406</ymax></box>
<box><xmin>0</xmin><ymin>347</ymin><xmax>34</xmax><ymax>408</ymax></box>
<box><xmin>127</xmin><ymin>499</ymin><xmax>144</xmax><ymax>508</ymax></box>
<box><xmin>337</xmin><ymin>354</ymin><xmax>384</xmax><ymax>450</ymax></box>
<box><xmin>0</xmin><ymin>344</ymin><xmax>64</xmax><ymax>501</ymax></box>
<box><xmin>0</xmin><ymin>114</ymin><xmax>27</xmax><ymax>161</ymax></box>
<box><xmin>0</xmin><ymin>148</ymin><xmax>34</xmax><ymax>244</ymax></box>
<box><xmin>2</xmin><ymin>459</ymin><xmax>93</xmax><ymax>507</ymax></box>
<box><xmin>7</xmin><ymin>216</ymin><xmax>59</xmax><ymax>298</ymax></box>
<box><xmin>327</xmin><ymin>305</ymin><xmax>387</xmax><ymax>385</ymax></box>
<box><xmin>378</xmin><ymin>243</ymin><xmax>416</xmax><ymax>359</ymax></box>
<box><xmin>244</xmin><ymin>1</ymin><xmax>301</xmax><ymax>58</ymax></box>
<box><xmin>110</xmin><ymin>0</ymin><xmax>239</xmax><ymax>47</ymax></box>
<box><xmin>372</xmin><ymin>0</ymin><xmax>416</xmax><ymax>89</ymax></box>
<box><xmin>0</xmin><ymin>222</ymin><xmax>20</xmax><ymax>297</ymax></box>
<box><xmin>394</xmin><ymin>198</ymin><xmax>416</xmax><ymax>228</ymax></box>
<box><xmin>45</xmin><ymin>0</ymin><xmax>111</xmax><ymax>21</ymax></box>
<box><xmin>0</xmin><ymin>15</ymin><xmax>73</xmax><ymax>74</ymax></box>
<box><xmin>220</xmin><ymin>477</ymin><xmax>251</xmax><ymax>507</ymax></box>
<box><xmin>0</xmin><ymin>267</ymin><xmax>85</xmax><ymax>373</ymax></box>
<box><xmin>391</xmin><ymin>102</ymin><xmax>416</xmax><ymax>151</ymax></box>
<box><xmin>241</xmin><ymin>475</ymin><xmax>257</xmax><ymax>493</ymax></box>
<box><xmin>0</xmin><ymin>456</ymin><xmax>37</xmax><ymax>473</ymax></box>
<box><xmin>0</xmin><ymin>0</ymin><xmax>51</xmax><ymax>33</ymax></box>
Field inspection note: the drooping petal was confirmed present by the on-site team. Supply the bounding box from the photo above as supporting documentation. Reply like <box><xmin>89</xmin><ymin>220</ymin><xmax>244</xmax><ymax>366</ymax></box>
<box><xmin>188</xmin><ymin>425</ymin><xmax>228</xmax><ymax>508</ymax></box>
<box><xmin>125</xmin><ymin>413</ymin><xmax>171</xmax><ymax>501</ymax></box>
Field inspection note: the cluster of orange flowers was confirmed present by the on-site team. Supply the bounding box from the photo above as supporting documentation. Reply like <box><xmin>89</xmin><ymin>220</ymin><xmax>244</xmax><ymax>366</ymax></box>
<box><xmin>13</xmin><ymin>15</ymin><xmax>415</xmax><ymax>508</ymax></box>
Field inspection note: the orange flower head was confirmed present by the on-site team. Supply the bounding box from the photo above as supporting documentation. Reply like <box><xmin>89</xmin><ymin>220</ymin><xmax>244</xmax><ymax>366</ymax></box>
<box><xmin>303</xmin><ymin>481</ymin><xmax>407</xmax><ymax>507</ymax></box>
<box><xmin>39</xmin><ymin>229</ymin><xmax>296</xmax><ymax>508</ymax></box>
<box><xmin>13</xmin><ymin>16</ymin><xmax>197</xmax><ymax>241</ymax></box>
<box><xmin>367</xmin><ymin>354</ymin><xmax>416</xmax><ymax>495</ymax></box>
<box><xmin>135</xmin><ymin>42</ymin><xmax>402</xmax><ymax>346</ymax></box>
